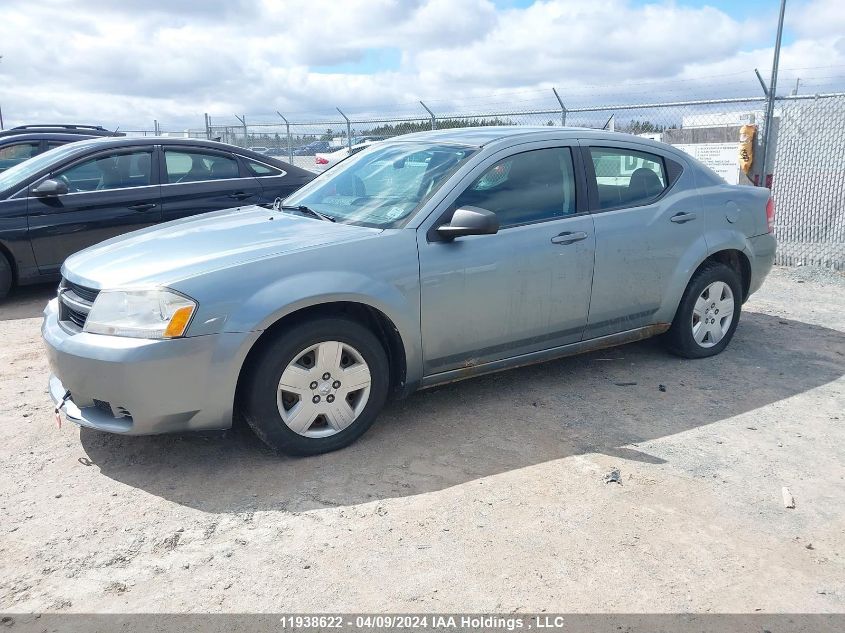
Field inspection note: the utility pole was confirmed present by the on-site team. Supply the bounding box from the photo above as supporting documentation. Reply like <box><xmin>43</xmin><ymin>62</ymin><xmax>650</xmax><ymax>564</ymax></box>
<box><xmin>791</xmin><ymin>77</ymin><xmax>800</xmax><ymax>95</ymax></box>
<box><xmin>759</xmin><ymin>0</ymin><xmax>787</xmax><ymax>188</ymax></box>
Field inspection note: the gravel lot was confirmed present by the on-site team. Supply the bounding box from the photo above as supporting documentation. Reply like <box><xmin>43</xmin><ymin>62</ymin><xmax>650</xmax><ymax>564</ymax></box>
<box><xmin>1</xmin><ymin>266</ymin><xmax>843</xmax><ymax>613</ymax></box>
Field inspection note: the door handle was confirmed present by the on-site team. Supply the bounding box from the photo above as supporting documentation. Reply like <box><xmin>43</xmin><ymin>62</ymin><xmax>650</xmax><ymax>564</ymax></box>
<box><xmin>670</xmin><ymin>211</ymin><xmax>697</xmax><ymax>223</ymax></box>
<box><xmin>228</xmin><ymin>192</ymin><xmax>254</xmax><ymax>200</ymax></box>
<box><xmin>551</xmin><ymin>231</ymin><xmax>588</xmax><ymax>245</ymax></box>
<box><xmin>128</xmin><ymin>203</ymin><xmax>157</xmax><ymax>212</ymax></box>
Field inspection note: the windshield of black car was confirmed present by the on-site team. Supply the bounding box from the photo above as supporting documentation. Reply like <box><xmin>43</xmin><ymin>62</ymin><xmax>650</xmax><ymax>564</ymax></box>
<box><xmin>0</xmin><ymin>142</ymin><xmax>86</xmax><ymax>195</ymax></box>
<box><xmin>283</xmin><ymin>142</ymin><xmax>477</xmax><ymax>228</ymax></box>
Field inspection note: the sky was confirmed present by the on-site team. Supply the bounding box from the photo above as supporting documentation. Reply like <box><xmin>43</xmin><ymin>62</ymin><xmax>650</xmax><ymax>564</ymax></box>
<box><xmin>0</xmin><ymin>0</ymin><xmax>843</xmax><ymax>131</ymax></box>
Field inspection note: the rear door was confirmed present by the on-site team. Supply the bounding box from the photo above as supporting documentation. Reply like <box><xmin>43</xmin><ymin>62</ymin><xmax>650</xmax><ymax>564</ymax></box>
<box><xmin>581</xmin><ymin>141</ymin><xmax>705</xmax><ymax>338</ymax></box>
<box><xmin>159</xmin><ymin>146</ymin><xmax>263</xmax><ymax>222</ymax></box>
<box><xmin>27</xmin><ymin>146</ymin><xmax>161</xmax><ymax>274</ymax></box>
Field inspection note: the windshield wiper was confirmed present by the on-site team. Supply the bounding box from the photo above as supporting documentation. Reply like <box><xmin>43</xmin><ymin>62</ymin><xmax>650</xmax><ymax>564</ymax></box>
<box><xmin>278</xmin><ymin>204</ymin><xmax>336</xmax><ymax>222</ymax></box>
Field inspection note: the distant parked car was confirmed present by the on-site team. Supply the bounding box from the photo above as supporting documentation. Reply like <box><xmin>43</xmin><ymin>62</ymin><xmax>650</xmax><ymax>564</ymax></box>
<box><xmin>249</xmin><ymin>146</ymin><xmax>269</xmax><ymax>154</ymax></box>
<box><xmin>0</xmin><ymin>137</ymin><xmax>313</xmax><ymax>299</ymax></box>
<box><xmin>0</xmin><ymin>124</ymin><xmax>122</xmax><ymax>139</ymax></box>
<box><xmin>315</xmin><ymin>140</ymin><xmax>379</xmax><ymax>173</ymax></box>
<box><xmin>43</xmin><ymin>127</ymin><xmax>775</xmax><ymax>456</ymax></box>
<box><xmin>265</xmin><ymin>147</ymin><xmax>288</xmax><ymax>157</ymax></box>
<box><xmin>293</xmin><ymin>141</ymin><xmax>333</xmax><ymax>156</ymax></box>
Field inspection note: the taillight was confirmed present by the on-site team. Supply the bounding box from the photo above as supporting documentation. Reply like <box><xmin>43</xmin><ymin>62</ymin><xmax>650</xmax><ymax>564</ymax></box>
<box><xmin>316</xmin><ymin>156</ymin><xmax>328</xmax><ymax>165</ymax></box>
<box><xmin>766</xmin><ymin>197</ymin><xmax>775</xmax><ymax>233</ymax></box>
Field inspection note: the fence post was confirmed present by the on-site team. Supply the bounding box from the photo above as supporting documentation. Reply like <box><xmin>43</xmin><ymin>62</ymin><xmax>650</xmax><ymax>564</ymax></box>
<box><xmin>276</xmin><ymin>111</ymin><xmax>293</xmax><ymax>163</ymax></box>
<box><xmin>552</xmin><ymin>88</ymin><xmax>567</xmax><ymax>126</ymax></box>
<box><xmin>337</xmin><ymin>108</ymin><xmax>351</xmax><ymax>150</ymax></box>
<box><xmin>234</xmin><ymin>115</ymin><xmax>247</xmax><ymax>147</ymax></box>
<box><xmin>420</xmin><ymin>101</ymin><xmax>436</xmax><ymax>130</ymax></box>
<box><xmin>204</xmin><ymin>113</ymin><xmax>211</xmax><ymax>140</ymax></box>
<box><xmin>754</xmin><ymin>68</ymin><xmax>770</xmax><ymax>98</ymax></box>
<box><xmin>759</xmin><ymin>0</ymin><xmax>787</xmax><ymax>188</ymax></box>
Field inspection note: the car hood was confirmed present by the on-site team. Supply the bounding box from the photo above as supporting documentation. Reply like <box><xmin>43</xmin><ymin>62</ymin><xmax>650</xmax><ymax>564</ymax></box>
<box><xmin>62</xmin><ymin>206</ymin><xmax>382</xmax><ymax>289</ymax></box>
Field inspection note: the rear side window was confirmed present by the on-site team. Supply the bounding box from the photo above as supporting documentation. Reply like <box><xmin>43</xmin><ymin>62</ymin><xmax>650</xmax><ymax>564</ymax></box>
<box><xmin>589</xmin><ymin>147</ymin><xmax>666</xmax><ymax>209</ymax></box>
<box><xmin>452</xmin><ymin>147</ymin><xmax>577</xmax><ymax>228</ymax></box>
<box><xmin>165</xmin><ymin>150</ymin><xmax>240</xmax><ymax>183</ymax></box>
<box><xmin>245</xmin><ymin>160</ymin><xmax>283</xmax><ymax>176</ymax></box>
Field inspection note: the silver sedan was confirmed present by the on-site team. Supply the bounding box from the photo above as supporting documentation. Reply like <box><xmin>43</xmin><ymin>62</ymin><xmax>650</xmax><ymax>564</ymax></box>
<box><xmin>44</xmin><ymin>127</ymin><xmax>776</xmax><ymax>455</ymax></box>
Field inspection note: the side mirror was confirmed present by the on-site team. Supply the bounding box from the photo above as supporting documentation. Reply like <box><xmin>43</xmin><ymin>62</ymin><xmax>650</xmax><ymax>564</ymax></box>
<box><xmin>436</xmin><ymin>206</ymin><xmax>499</xmax><ymax>240</ymax></box>
<box><xmin>32</xmin><ymin>178</ymin><xmax>68</xmax><ymax>197</ymax></box>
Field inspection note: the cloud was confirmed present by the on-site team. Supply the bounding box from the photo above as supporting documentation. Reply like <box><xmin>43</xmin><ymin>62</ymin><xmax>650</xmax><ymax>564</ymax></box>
<box><xmin>0</xmin><ymin>0</ymin><xmax>842</xmax><ymax>130</ymax></box>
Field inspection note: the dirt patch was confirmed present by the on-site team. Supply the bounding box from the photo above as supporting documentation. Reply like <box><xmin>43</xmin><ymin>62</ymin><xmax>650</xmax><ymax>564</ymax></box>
<box><xmin>0</xmin><ymin>267</ymin><xmax>843</xmax><ymax>612</ymax></box>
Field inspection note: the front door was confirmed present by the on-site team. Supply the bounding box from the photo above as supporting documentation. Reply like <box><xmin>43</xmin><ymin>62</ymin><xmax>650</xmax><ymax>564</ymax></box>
<box><xmin>418</xmin><ymin>144</ymin><xmax>595</xmax><ymax>375</ymax></box>
<box><xmin>27</xmin><ymin>147</ymin><xmax>161</xmax><ymax>274</ymax></box>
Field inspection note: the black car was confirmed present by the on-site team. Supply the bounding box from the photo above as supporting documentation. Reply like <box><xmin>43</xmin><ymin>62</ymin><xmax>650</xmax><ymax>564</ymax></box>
<box><xmin>0</xmin><ymin>133</ymin><xmax>102</xmax><ymax>173</ymax></box>
<box><xmin>0</xmin><ymin>137</ymin><xmax>314</xmax><ymax>299</ymax></box>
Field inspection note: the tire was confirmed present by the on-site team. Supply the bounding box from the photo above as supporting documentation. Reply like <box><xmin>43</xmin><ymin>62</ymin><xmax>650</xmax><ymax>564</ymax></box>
<box><xmin>0</xmin><ymin>254</ymin><xmax>12</xmax><ymax>301</ymax></box>
<box><xmin>240</xmin><ymin>317</ymin><xmax>389</xmax><ymax>456</ymax></box>
<box><xmin>665</xmin><ymin>262</ymin><xmax>742</xmax><ymax>359</ymax></box>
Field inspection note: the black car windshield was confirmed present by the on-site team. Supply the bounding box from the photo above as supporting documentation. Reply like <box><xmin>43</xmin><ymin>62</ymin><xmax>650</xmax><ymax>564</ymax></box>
<box><xmin>284</xmin><ymin>142</ymin><xmax>477</xmax><ymax>227</ymax></box>
<box><xmin>0</xmin><ymin>142</ymin><xmax>84</xmax><ymax>195</ymax></box>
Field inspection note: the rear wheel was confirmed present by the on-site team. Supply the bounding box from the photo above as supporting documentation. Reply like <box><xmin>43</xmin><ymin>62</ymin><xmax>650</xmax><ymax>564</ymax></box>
<box><xmin>0</xmin><ymin>254</ymin><xmax>12</xmax><ymax>301</ymax></box>
<box><xmin>240</xmin><ymin>317</ymin><xmax>389</xmax><ymax>456</ymax></box>
<box><xmin>665</xmin><ymin>262</ymin><xmax>742</xmax><ymax>359</ymax></box>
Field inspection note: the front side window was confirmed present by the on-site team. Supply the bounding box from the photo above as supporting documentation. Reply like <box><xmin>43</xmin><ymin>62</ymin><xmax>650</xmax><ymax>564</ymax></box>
<box><xmin>0</xmin><ymin>143</ymin><xmax>40</xmax><ymax>170</ymax></box>
<box><xmin>284</xmin><ymin>142</ymin><xmax>477</xmax><ymax>227</ymax></box>
<box><xmin>54</xmin><ymin>151</ymin><xmax>152</xmax><ymax>192</ymax></box>
<box><xmin>0</xmin><ymin>142</ymin><xmax>83</xmax><ymax>195</ymax></box>
<box><xmin>165</xmin><ymin>150</ymin><xmax>240</xmax><ymax>183</ymax></box>
<box><xmin>590</xmin><ymin>147</ymin><xmax>667</xmax><ymax>209</ymax></box>
<box><xmin>451</xmin><ymin>147</ymin><xmax>577</xmax><ymax>228</ymax></box>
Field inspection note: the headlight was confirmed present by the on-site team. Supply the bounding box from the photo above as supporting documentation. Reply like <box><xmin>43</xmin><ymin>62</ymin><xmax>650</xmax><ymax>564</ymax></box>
<box><xmin>83</xmin><ymin>289</ymin><xmax>197</xmax><ymax>339</ymax></box>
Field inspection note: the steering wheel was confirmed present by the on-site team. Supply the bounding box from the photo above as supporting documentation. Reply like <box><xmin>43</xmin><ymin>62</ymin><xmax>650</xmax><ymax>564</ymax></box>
<box><xmin>57</xmin><ymin>174</ymin><xmax>75</xmax><ymax>193</ymax></box>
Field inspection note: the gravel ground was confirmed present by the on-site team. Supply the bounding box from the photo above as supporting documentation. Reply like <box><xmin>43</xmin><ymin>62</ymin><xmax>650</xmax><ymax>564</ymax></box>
<box><xmin>1</xmin><ymin>266</ymin><xmax>843</xmax><ymax>613</ymax></box>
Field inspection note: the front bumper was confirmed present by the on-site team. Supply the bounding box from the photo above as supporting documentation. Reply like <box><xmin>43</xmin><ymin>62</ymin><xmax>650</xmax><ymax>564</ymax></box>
<box><xmin>42</xmin><ymin>299</ymin><xmax>260</xmax><ymax>435</ymax></box>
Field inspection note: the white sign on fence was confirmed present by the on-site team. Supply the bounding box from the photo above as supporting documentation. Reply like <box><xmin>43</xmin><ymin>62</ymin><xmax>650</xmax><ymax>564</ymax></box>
<box><xmin>674</xmin><ymin>143</ymin><xmax>740</xmax><ymax>185</ymax></box>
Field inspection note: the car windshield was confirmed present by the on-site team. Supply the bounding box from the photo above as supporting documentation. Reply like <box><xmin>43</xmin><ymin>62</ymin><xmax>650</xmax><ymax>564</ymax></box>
<box><xmin>284</xmin><ymin>142</ymin><xmax>477</xmax><ymax>227</ymax></box>
<box><xmin>0</xmin><ymin>142</ymin><xmax>84</xmax><ymax>194</ymax></box>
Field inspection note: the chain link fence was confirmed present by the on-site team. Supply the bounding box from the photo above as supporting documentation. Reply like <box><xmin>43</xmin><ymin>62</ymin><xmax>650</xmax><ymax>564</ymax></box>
<box><xmin>127</xmin><ymin>91</ymin><xmax>845</xmax><ymax>270</ymax></box>
<box><xmin>771</xmin><ymin>94</ymin><xmax>845</xmax><ymax>270</ymax></box>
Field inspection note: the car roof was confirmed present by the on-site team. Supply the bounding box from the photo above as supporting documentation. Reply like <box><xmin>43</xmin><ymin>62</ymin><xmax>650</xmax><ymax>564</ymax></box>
<box><xmin>0</xmin><ymin>124</ymin><xmax>118</xmax><ymax>138</ymax></box>
<box><xmin>0</xmin><ymin>132</ymin><xmax>100</xmax><ymax>144</ymax></box>
<box><xmin>32</xmin><ymin>136</ymin><xmax>314</xmax><ymax>175</ymax></box>
<box><xmin>387</xmin><ymin>126</ymin><xmax>671</xmax><ymax>150</ymax></box>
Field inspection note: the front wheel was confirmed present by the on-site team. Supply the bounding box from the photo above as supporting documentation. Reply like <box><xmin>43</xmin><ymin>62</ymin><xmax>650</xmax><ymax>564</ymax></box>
<box><xmin>665</xmin><ymin>262</ymin><xmax>742</xmax><ymax>359</ymax></box>
<box><xmin>240</xmin><ymin>317</ymin><xmax>389</xmax><ymax>456</ymax></box>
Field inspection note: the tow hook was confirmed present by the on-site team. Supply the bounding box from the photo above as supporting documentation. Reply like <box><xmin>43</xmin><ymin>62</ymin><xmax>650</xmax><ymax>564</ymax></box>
<box><xmin>54</xmin><ymin>390</ymin><xmax>71</xmax><ymax>429</ymax></box>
